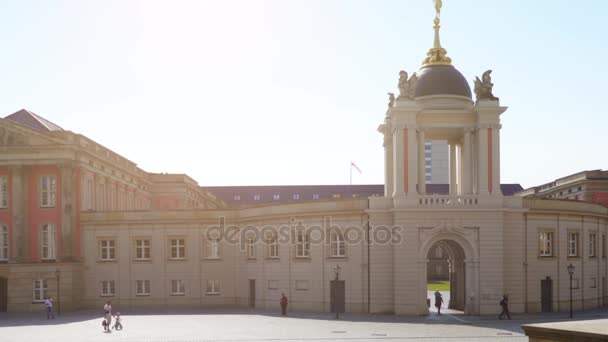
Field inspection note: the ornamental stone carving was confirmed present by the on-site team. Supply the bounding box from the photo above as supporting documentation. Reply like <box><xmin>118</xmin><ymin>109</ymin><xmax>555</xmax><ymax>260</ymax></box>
<box><xmin>397</xmin><ymin>70</ymin><xmax>418</xmax><ymax>100</ymax></box>
<box><xmin>473</xmin><ymin>70</ymin><xmax>499</xmax><ymax>101</ymax></box>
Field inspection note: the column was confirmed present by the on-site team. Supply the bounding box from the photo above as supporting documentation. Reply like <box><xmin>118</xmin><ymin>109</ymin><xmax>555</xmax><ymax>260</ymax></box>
<box><xmin>392</xmin><ymin>127</ymin><xmax>405</xmax><ymax>196</ymax></box>
<box><xmin>384</xmin><ymin>129</ymin><xmax>394</xmax><ymax>197</ymax></box>
<box><xmin>449</xmin><ymin>142</ymin><xmax>457</xmax><ymax>195</ymax></box>
<box><xmin>9</xmin><ymin>166</ymin><xmax>29</xmax><ymax>262</ymax></box>
<box><xmin>457</xmin><ymin>142</ymin><xmax>463</xmax><ymax>195</ymax></box>
<box><xmin>417</xmin><ymin>130</ymin><xmax>425</xmax><ymax>194</ymax></box>
<box><xmin>60</xmin><ymin>163</ymin><xmax>75</xmax><ymax>261</ymax></box>
<box><xmin>462</xmin><ymin>129</ymin><xmax>472</xmax><ymax>195</ymax></box>
<box><xmin>406</xmin><ymin>126</ymin><xmax>419</xmax><ymax>196</ymax></box>
<box><xmin>477</xmin><ymin>126</ymin><xmax>490</xmax><ymax>195</ymax></box>
<box><xmin>491</xmin><ymin>125</ymin><xmax>501</xmax><ymax>195</ymax></box>
<box><xmin>471</xmin><ymin>130</ymin><xmax>478</xmax><ymax>195</ymax></box>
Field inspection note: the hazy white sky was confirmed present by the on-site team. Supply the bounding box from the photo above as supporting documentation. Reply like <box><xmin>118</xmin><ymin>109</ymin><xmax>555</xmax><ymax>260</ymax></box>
<box><xmin>0</xmin><ymin>0</ymin><xmax>606</xmax><ymax>188</ymax></box>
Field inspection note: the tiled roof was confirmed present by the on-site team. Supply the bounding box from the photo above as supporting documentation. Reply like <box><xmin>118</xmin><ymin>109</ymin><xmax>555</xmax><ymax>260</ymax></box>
<box><xmin>4</xmin><ymin>109</ymin><xmax>63</xmax><ymax>132</ymax></box>
<box><xmin>204</xmin><ymin>183</ymin><xmax>524</xmax><ymax>206</ymax></box>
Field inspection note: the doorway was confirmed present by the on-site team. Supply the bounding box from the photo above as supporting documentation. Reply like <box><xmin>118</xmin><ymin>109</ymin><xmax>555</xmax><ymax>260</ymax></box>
<box><xmin>541</xmin><ymin>276</ymin><xmax>553</xmax><ymax>312</ymax></box>
<box><xmin>0</xmin><ymin>277</ymin><xmax>7</xmax><ymax>312</ymax></box>
<box><xmin>248</xmin><ymin>279</ymin><xmax>255</xmax><ymax>308</ymax></box>
<box><xmin>426</xmin><ymin>240</ymin><xmax>466</xmax><ymax>314</ymax></box>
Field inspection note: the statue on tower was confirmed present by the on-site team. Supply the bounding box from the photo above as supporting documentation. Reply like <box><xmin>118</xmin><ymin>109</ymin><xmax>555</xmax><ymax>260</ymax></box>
<box><xmin>387</xmin><ymin>92</ymin><xmax>395</xmax><ymax>108</ymax></box>
<box><xmin>474</xmin><ymin>70</ymin><xmax>499</xmax><ymax>101</ymax></box>
<box><xmin>398</xmin><ymin>70</ymin><xmax>418</xmax><ymax>100</ymax></box>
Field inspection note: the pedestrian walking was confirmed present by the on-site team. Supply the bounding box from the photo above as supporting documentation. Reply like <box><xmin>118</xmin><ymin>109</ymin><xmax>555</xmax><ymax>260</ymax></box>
<box><xmin>434</xmin><ymin>290</ymin><xmax>443</xmax><ymax>315</ymax></box>
<box><xmin>44</xmin><ymin>297</ymin><xmax>55</xmax><ymax>319</ymax></box>
<box><xmin>103</xmin><ymin>300</ymin><xmax>112</xmax><ymax>332</ymax></box>
<box><xmin>499</xmin><ymin>295</ymin><xmax>511</xmax><ymax>320</ymax></box>
<box><xmin>280</xmin><ymin>293</ymin><xmax>288</xmax><ymax>316</ymax></box>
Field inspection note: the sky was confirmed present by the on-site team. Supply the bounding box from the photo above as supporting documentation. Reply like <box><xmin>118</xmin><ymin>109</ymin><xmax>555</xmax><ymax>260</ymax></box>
<box><xmin>0</xmin><ymin>0</ymin><xmax>606</xmax><ymax>188</ymax></box>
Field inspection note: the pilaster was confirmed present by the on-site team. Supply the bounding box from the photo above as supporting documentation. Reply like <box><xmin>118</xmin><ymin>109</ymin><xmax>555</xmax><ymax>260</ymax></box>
<box><xmin>9</xmin><ymin>165</ymin><xmax>29</xmax><ymax>262</ymax></box>
<box><xmin>59</xmin><ymin>162</ymin><xmax>76</xmax><ymax>261</ymax></box>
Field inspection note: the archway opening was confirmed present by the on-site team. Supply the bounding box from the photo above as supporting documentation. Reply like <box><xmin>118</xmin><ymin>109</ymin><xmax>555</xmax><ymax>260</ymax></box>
<box><xmin>427</xmin><ymin>240</ymin><xmax>466</xmax><ymax>314</ymax></box>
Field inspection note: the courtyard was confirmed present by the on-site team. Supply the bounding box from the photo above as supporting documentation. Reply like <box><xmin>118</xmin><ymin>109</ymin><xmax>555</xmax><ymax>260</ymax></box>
<box><xmin>1</xmin><ymin>307</ymin><xmax>607</xmax><ymax>342</ymax></box>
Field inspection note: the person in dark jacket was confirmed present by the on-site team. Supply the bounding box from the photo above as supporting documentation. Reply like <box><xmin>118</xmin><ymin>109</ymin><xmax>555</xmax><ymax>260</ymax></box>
<box><xmin>434</xmin><ymin>290</ymin><xmax>444</xmax><ymax>315</ymax></box>
<box><xmin>499</xmin><ymin>295</ymin><xmax>511</xmax><ymax>320</ymax></box>
<box><xmin>280</xmin><ymin>293</ymin><xmax>288</xmax><ymax>316</ymax></box>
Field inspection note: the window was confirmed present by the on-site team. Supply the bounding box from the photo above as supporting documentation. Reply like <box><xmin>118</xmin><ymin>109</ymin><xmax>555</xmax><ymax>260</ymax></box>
<box><xmin>0</xmin><ymin>224</ymin><xmax>8</xmax><ymax>260</ymax></box>
<box><xmin>312</xmin><ymin>194</ymin><xmax>320</xmax><ymax>200</ymax></box>
<box><xmin>296</xmin><ymin>230</ymin><xmax>310</xmax><ymax>258</ymax></box>
<box><xmin>268</xmin><ymin>280</ymin><xmax>279</xmax><ymax>290</ymax></box>
<box><xmin>99</xmin><ymin>239</ymin><xmax>116</xmax><ymax>261</ymax></box>
<box><xmin>135</xmin><ymin>239</ymin><xmax>151</xmax><ymax>260</ymax></box>
<box><xmin>135</xmin><ymin>280</ymin><xmax>150</xmax><ymax>296</ymax></box>
<box><xmin>86</xmin><ymin>179</ymin><xmax>93</xmax><ymax>210</ymax></box>
<box><xmin>295</xmin><ymin>280</ymin><xmax>309</xmax><ymax>290</ymax></box>
<box><xmin>332</xmin><ymin>193</ymin><xmax>341</xmax><ymax>199</ymax></box>
<box><xmin>234</xmin><ymin>194</ymin><xmax>241</xmax><ymax>201</ymax></box>
<box><xmin>101</xmin><ymin>280</ymin><xmax>115</xmax><ymax>297</ymax></box>
<box><xmin>39</xmin><ymin>176</ymin><xmax>57</xmax><ymax>208</ymax></box>
<box><xmin>246</xmin><ymin>238</ymin><xmax>255</xmax><ymax>259</ymax></box>
<box><xmin>206</xmin><ymin>238</ymin><xmax>220</xmax><ymax>259</ymax></box>
<box><xmin>206</xmin><ymin>280</ymin><xmax>220</xmax><ymax>294</ymax></box>
<box><xmin>32</xmin><ymin>279</ymin><xmax>48</xmax><ymax>302</ymax></box>
<box><xmin>589</xmin><ymin>233</ymin><xmax>597</xmax><ymax>257</ymax></box>
<box><xmin>273</xmin><ymin>194</ymin><xmax>280</xmax><ymax>200</ymax></box>
<box><xmin>539</xmin><ymin>231</ymin><xmax>553</xmax><ymax>257</ymax></box>
<box><xmin>171</xmin><ymin>280</ymin><xmax>185</xmax><ymax>296</ymax></box>
<box><xmin>267</xmin><ymin>234</ymin><xmax>279</xmax><ymax>258</ymax></box>
<box><xmin>568</xmin><ymin>232</ymin><xmax>579</xmax><ymax>257</ymax></box>
<box><xmin>170</xmin><ymin>238</ymin><xmax>186</xmax><ymax>260</ymax></box>
<box><xmin>253</xmin><ymin>194</ymin><xmax>260</xmax><ymax>201</ymax></box>
<box><xmin>330</xmin><ymin>231</ymin><xmax>346</xmax><ymax>257</ymax></box>
<box><xmin>40</xmin><ymin>224</ymin><xmax>56</xmax><ymax>260</ymax></box>
<box><xmin>292</xmin><ymin>193</ymin><xmax>300</xmax><ymax>200</ymax></box>
<box><xmin>0</xmin><ymin>175</ymin><xmax>8</xmax><ymax>208</ymax></box>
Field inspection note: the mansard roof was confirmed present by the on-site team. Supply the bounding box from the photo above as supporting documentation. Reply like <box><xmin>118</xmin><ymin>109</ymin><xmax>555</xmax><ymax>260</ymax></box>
<box><xmin>4</xmin><ymin>109</ymin><xmax>64</xmax><ymax>132</ymax></box>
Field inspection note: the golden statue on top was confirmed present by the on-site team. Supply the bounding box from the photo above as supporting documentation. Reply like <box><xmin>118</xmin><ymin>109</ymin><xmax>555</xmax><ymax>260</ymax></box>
<box><xmin>423</xmin><ymin>0</ymin><xmax>452</xmax><ymax>66</ymax></box>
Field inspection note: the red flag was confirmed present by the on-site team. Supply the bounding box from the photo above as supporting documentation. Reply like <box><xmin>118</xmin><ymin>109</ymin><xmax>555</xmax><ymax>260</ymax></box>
<box><xmin>351</xmin><ymin>161</ymin><xmax>362</xmax><ymax>174</ymax></box>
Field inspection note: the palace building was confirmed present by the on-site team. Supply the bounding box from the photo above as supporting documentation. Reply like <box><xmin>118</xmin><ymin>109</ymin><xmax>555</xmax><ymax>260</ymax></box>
<box><xmin>0</xmin><ymin>5</ymin><xmax>607</xmax><ymax>316</ymax></box>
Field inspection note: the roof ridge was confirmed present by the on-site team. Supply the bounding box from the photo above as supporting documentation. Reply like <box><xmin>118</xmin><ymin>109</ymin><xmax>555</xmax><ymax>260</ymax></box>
<box><xmin>25</xmin><ymin>109</ymin><xmax>63</xmax><ymax>131</ymax></box>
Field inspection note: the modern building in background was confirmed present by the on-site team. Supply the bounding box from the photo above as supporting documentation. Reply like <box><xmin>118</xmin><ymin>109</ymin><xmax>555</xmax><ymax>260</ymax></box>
<box><xmin>424</xmin><ymin>141</ymin><xmax>449</xmax><ymax>184</ymax></box>
<box><xmin>517</xmin><ymin>170</ymin><xmax>608</xmax><ymax>206</ymax></box>
<box><xmin>0</xmin><ymin>4</ymin><xmax>607</xmax><ymax>317</ymax></box>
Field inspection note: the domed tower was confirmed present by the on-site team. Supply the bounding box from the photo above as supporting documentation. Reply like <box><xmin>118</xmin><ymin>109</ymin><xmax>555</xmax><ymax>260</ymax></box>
<box><xmin>378</xmin><ymin>1</ymin><xmax>507</xmax><ymax>206</ymax></box>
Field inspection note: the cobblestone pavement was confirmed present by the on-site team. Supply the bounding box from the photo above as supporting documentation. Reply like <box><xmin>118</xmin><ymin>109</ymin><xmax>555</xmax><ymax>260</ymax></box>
<box><xmin>1</xmin><ymin>307</ymin><xmax>607</xmax><ymax>342</ymax></box>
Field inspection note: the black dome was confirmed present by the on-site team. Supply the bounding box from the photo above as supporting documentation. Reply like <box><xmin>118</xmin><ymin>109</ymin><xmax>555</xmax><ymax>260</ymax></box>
<box><xmin>415</xmin><ymin>65</ymin><xmax>472</xmax><ymax>98</ymax></box>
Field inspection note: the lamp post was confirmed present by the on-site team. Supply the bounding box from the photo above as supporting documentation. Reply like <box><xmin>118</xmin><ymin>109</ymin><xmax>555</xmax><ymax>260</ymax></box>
<box><xmin>55</xmin><ymin>269</ymin><xmax>60</xmax><ymax>316</ymax></box>
<box><xmin>333</xmin><ymin>264</ymin><xmax>341</xmax><ymax>319</ymax></box>
<box><xmin>567</xmin><ymin>263</ymin><xmax>574</xmax><ymax>319</ymax></box>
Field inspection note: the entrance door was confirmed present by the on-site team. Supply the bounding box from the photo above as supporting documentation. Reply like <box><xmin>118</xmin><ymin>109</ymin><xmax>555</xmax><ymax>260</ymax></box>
<box><xmin>0</xmin><ymin>277</ymin><xmax>7</xmax><ymax>312</ymax></box>
<box><xmin>330</xmin><ymin>280</ymin><xmax>345</xmax><ymax>314</ymax></box>
<box><xmin>541</xmin><ymin>276</ymin><xmax>553</xmax><ymax>312</ymax></box>
<box><xmin>603</xmin><ymin>277</ymin><xmax>606</xmax><ymax>306</ymax></box>
<box><xmin>248</xmin><ymin>279</ymin><xmax>255</xmax><ymax>308</ymax></box>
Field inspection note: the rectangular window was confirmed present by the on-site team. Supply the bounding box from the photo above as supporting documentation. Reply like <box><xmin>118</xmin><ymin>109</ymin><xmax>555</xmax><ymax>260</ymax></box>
<box><xmin>206</xmin><ymin>280</ymin><xmax>220</xmax><ymax>294</ymax></box>
<box><xmin>312</xmin><ymin>194</ymin><xmax>320</xmax><ymax>200</ymax></box>
<box><xmin>135</xmin><ymin>239</ymin><xmax>151</xmax><ymax>260</ymax></box>
<box><xmin>292</xmin><ymin>193</ymin><xmax>300</xmax><ymax>200</ymax></box>
<box><xmin>32</xmin><ymin>279</ymin><xmax>48</xmax><ymax>302</ymax></box>
<box><xmin>99</xmin><ymin>239</ymin><xmax>116</xmax><ymax>261</ymax></box>
<box><xmin>135</xmin><ymin>280</ymin><xmax>150</xmax><ymax>296</ymax></box>
<box><xmin>171</xmin><ymin>280</ymin><xmax>185</xmax><ymax>296</ymax></box>
<box><xmin>39</xmin><ymin>176</ymin><xmax>57</xmax><ymax>208</ymax></box>
<box><xmin>40</xmin><ymin>224</ymin><xmax>56</xmax><ymax>260</ymax></box>
<box><xmin>268</xmin><ymin>235</ymin><xmax>279</xmax><ymax>258</ymax></box>
<box><xmin>100</xmin><ymin>280</ymin><xmax>115</xmax><ymax>297</ymax></box>
<box><xmin>590</xmin><ymin>233</ymin><xmax>597</xmax><ymax>257</ymax></box>
<box><xmin>170</xmin><ymin>238</ymin><xmax>186</xmax><ymax>260</ymax></box>
<box><xmin>0</xmin><ymin>175</ymin><xmax>8</xmax><ymax>208</ymax></box>
<box><xmin>296</xmin><ymin>231</ymin><xmax>310</xmax><ymax>258</ymax></box>
<box><xmin>233</xmin><ymin>194</ymin><xmax>240</xmax><ymax>201</ymax></box>
<box><xmin>205</xmin><ymin>238</ymin><xmax>220</xmax><ymax>259</ymax></box>
<box><xmin>568</xmin><ymin>232</ymin><xmax>579</xmax><ymax>257</ymax></box>
<box><xmin>539</xmin><ymin>231</ymin><xmax>553</xmax><ymax>257</ymax></box>
<box><xmin>253</xmin><ymin>194</ymin><xmax>260</xmax><ymax>201</ymax></box>
<box><xmin>330</xmin><ymin>231</ymin><xmax>346</xmax><ymax>257</ymax></box>
<box><xmin>273</xmin><ymin>194</ymin><xmax>280</xmax><ymax>200</ymax></box>
<box><xmin>295</xmin><ymin>280</ymin><xmax>309</xmax><ymax>290</ymax></box>
<box><xmin>0</xmin><ymin>224</ymin><xmax>8</xmax><ymax>260</ymax></box>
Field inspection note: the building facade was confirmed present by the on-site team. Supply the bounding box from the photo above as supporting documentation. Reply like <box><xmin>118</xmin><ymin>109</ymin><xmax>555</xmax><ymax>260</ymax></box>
<box><xmin>0</xmin><ymin>6</ymin><xmax>607</xmax><ymax>316</ymax></box>
<box><xmin>518</xmin><ymin>170</ymin><xmax>608</xmax><ymax>206</ymax></box>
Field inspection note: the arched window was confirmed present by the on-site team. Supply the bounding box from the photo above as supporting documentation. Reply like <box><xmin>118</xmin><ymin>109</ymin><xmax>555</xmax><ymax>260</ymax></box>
<box><xmin>330</xmin><ymin>231</ymin><xmax>345</xmax><ymax>257</ymax></box>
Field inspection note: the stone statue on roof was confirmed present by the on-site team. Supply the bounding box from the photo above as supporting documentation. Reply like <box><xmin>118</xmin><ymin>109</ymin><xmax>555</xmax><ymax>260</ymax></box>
<box><xmin>474</xmin><ymin>70</ymin><xmax>499</xmax><ymax>101</ymax></box>
<box><xmin>398</xmin><ymin>70</ymin><xmax>418</xmax><ymax>100</ymax></box>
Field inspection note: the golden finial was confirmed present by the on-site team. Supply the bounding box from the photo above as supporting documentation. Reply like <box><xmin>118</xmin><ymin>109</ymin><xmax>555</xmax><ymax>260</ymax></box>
<box><xmin>423</xmin><ymin>0</ymin><xmax>452</xmax><ymax>66</ymax></box>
